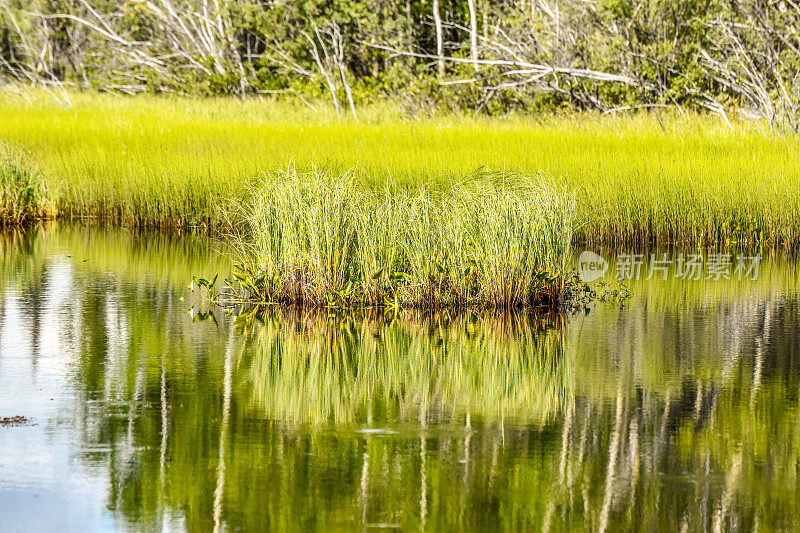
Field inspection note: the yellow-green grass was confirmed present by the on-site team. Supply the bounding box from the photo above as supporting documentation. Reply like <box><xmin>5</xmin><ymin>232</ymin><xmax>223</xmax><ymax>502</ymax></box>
<box><xmin>0</xmin><ymin>143</ymin><xmax>50</xmax><ymax>225</ymax></box>
<box><xmin>1</xmin><ymin>91</ymin><xmax>799</xmax><ymax>246</ymax></box>
<box><xmin>233</xmin><ymin>169</ymin><xmax>573</xmax><ymax>308</ymax></box>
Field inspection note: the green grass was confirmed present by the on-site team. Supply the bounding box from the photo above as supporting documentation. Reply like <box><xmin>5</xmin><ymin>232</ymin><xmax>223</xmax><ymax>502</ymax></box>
<box><xmin>231</xmin><ymin>169</ymin><xmax>573</xmax><ymax>308</ymax></box>
<box><xmin>0</xmin><ymin>142</ymin><xmax>49</xmax><ymax>225</ymax></box>
<box><xmin>0</xmin><ymin>91</ymin><xmax>799</xmax><ymax>247</ymax></box>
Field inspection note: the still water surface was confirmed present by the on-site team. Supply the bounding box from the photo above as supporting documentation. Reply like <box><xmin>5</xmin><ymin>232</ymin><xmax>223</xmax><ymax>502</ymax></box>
<box><xmin>0</xmin><ymin>225</ymin><xmax>798</xmax><ymax>531</ymax></box>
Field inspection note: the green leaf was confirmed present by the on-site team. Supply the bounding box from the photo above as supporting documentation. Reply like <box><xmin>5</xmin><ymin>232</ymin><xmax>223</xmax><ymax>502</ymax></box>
<box><xmin>391</xmin><ymin>271</ymin><xmax>409</xmax><ymax>281</ymax></box>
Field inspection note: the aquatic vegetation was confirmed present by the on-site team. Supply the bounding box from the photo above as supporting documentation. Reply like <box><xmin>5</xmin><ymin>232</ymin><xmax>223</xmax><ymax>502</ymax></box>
<box><xmin>228</xmin><ymin>169</ymin><xmax>574</xmax><ymax>308</ymax></box>
<box><xmin>0</xmin><ymin>143</ymin><xmax>49</xmax><ymax>226</ymax></box>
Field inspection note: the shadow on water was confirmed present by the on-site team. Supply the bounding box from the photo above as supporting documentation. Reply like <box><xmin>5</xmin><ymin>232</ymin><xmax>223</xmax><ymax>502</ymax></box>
<box><xmin>0</xmin><ymin>226</ymin><xmax>799</xmax><ymax>530</ymax></box>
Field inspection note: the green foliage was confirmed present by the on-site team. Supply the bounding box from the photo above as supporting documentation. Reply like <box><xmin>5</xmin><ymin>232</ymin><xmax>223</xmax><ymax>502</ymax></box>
<box><xmin>6</xmin><ymin>226</ymin><xmax>800</xmax><ymax>529</ymax></box>
<box><xmin>0</xmin><ymin>0</ymin><xmax>759</xmax><ymax>112</ymax></box>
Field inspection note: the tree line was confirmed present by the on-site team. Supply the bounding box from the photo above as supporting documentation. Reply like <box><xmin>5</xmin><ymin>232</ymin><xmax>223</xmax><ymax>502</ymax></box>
<box><xmin>2</xmin><ymin>0</ymin><xmax>800</xmax><ymax>129</ymax></box>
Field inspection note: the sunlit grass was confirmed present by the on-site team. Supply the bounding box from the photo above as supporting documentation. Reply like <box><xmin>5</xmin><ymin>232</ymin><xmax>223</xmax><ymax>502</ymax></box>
<box><xmin>0</xmin><ymin>143</ymin><xmax>50</xmax><ymax>225</ymax></box>
<box><xmin>1</xmin><ymin>91</ymin><xmax>799</xmax><ymax>246</ymax></box>
<box><xmin>233</xmin><ymin>168</ymin><xmax>573</xmax><ymax>308</ymax></box>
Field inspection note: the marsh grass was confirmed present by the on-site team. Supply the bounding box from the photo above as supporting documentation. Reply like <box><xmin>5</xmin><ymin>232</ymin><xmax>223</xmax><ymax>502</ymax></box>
<box><xmin>579</xmin><ymin>174</ymin><xmax>798</xmax><ymax>248</ymax></box>
<box><xmin>1</xmin><ymin>92</ymin><xmax>800</xmax><ymax>246</ymax></box>
<box><xmin>0</xmin><ymin>143</ymin><xmax>49</xmax><ymax>225</ymax></box>
<box><xmin>232</xmin><ymin>168</ymin><xmax>574</xmax><ymax>309</ymax></box>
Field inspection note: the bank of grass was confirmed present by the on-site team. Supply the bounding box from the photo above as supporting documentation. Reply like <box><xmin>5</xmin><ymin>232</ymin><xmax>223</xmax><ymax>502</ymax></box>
<box><xmin>232</xmin><ymin>169</ymin><xmax>573</xmax><ymax>308</ymax></box>
<box><xmin>0</xmin><ymin>91</ymin><xmax>799</xmax><ymax>247</ymax></box>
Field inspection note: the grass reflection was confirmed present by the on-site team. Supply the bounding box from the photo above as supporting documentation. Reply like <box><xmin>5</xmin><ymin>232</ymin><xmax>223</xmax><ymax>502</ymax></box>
<box><xmin>239</xmin><ymin>309</ymin><xmax>571</xmax><ymax>425</ymax></box>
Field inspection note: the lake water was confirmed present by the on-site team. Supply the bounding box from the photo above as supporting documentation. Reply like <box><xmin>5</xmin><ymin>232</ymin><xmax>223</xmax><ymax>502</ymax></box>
<box><xmin>0</xmin><ymin>225</ymin><xmax>798</xmax><ymax>531</ymax></box>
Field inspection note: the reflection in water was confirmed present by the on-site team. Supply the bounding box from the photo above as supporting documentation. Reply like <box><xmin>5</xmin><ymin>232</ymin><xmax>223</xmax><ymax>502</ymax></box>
<box><xmin>0</xmin><ymin>225</ymin><xmax>799</xmax><ymax>530</ymax></box>
<box><xmin>238</xmin><ymin>309</ymin><xmax>569</xmax><ymax>425</ymax></box>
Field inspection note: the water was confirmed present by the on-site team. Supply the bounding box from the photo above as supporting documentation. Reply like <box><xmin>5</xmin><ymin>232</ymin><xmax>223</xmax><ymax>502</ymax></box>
<box><xmin>1</xmin><ymin>225</ymin><xmax>798</xmax><ymax>531</ymax></box>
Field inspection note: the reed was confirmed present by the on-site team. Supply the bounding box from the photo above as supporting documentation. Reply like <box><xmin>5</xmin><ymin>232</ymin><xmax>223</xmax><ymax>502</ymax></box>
<box><xmin>232</xmin><ymin>168</ymin><xmax>574</xmax><ymax>309</ymax></box>
<box><xmin>0</xmin><ymin>143</ymin><xmax>49</xmax><ymax>225</ymax></box>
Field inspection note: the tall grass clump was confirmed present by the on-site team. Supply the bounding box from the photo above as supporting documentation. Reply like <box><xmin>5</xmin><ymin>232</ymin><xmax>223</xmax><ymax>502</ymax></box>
<box><xmin>233</xmin><ymin>169</ymin><xmax>574</xmax><ymax>309</ymax></box>
<box><xmin>0</xmin><ymin>143</ymin><xmax>49</xmax><ymax>225</ymax></box>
